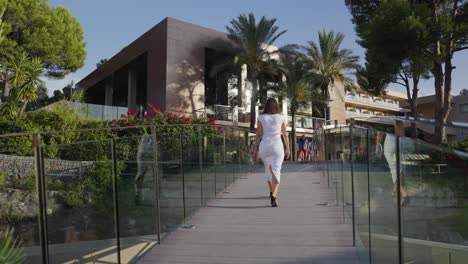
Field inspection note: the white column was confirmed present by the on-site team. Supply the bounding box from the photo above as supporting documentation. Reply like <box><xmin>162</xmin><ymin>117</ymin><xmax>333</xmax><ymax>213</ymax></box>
<box><xmin>240</xmin><ymin>65</ymin><xmax>248</xmax><ymax>110</ymax></box>
<box><xmin>128</xmin><ymin>65</ymin><xmax>137</xmax><ymax>110</ymax></box>
<box><xmin>104</xmin><ymin>75</ymin><xmax>113</xmax><ymax>106</ymax></box>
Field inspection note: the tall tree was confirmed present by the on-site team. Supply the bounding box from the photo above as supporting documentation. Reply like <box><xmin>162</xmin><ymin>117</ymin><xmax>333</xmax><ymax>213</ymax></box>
<box><xmin>0</xmin><ymin>0</ymin><xmax>86</xmax><ymax>100</ymax></box>
<box><xmin>225</xmin><ymin>13</ymin><xmax>286</xmax><ymax>131</ymax></box>
<box><xmin>347</xmin><ymin>0</ymin><xmax>468</xmax><ymax>143</ymax></box>
<box><xmin>303</xmin><ymin>30</ymin><xmax>360</xmax><ymax>120</ymax></box>
<box><xmin>349</xmin><ymin>0</ymin><xmax>433</xmax><ymax>138</ymax></box>
<box><xmin>429</xmin><ymin>0</ymin><xmax>468</xmax><ymax>144</ymax></box>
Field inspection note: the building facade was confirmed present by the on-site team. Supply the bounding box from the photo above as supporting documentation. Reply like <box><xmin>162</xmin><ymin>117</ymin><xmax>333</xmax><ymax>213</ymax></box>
<box><xmin>77</xmin><ymin>17</ymin><xmax>416</xmax><ymax>135</ymax></box>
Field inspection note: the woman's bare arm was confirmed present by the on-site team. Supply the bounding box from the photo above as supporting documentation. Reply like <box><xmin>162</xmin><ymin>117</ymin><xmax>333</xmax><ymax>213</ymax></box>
<box><xmin>281</xmin><ymin>121</ymin><xmax>291</xmax><ymax>160</ymax></box>
<box><xmin>253</xmin><ymin>120</ymin><xmax>263</xmax><ymax>160</ymax></box>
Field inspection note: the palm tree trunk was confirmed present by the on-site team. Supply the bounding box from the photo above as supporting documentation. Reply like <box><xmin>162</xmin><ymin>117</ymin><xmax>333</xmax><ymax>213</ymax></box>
<box><xmin>19</xmin><ymin>100</ymin><xmax>28</xmax><ymax>117</ymax></box>
<box><xmin>291</xmin><ymin>110</ymin><xmax>296</xmax><ymax>161</ymax></box>
<box><xmin>1</xmin><ymin>66</ymin><xmax>11</xmax><ymax>102</ymax></box>
<box><xmin>249</xmin><ymin>79</ymin><xmax>259</xmax><ymax>132</ymax></box>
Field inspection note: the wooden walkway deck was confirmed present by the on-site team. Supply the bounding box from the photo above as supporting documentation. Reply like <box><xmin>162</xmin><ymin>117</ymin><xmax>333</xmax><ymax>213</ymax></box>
<box><xmin>139</xmin><ymin>163</ymin><xmax>360</xmax><ymax>264</ymax></box>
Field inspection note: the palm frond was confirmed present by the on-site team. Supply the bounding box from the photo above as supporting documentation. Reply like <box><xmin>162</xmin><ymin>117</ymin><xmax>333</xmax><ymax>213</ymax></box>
<box><xmin>0</xmin><ymin>227</ymin><xmax>24</xmax><ymax>264</ymax></box>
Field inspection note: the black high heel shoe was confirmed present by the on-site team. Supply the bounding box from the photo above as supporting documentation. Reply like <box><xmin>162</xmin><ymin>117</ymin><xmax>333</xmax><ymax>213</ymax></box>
<box><xmin>271</xmin><ymin>196</ymin><xmax>278</xmax><ymax>207</ymax></box>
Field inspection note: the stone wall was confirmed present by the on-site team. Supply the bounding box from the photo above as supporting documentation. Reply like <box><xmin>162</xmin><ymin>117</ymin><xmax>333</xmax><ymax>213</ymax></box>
<box><xmin>0</xmin><ymin>154</ymin><xmax>93</xmax><ymax>179</ymax></box>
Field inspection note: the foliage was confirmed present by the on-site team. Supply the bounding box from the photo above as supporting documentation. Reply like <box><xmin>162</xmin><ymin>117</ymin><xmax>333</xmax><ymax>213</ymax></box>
<box><xmin>63</xmin><ymin>190</ymin><xmax>83</xmax><ymax>208</ymax></box>
<box><xmin>2</xmin><ymin>50</ymin><xmax>45</xmax><ymax>117</ymax></box>
<box><xmin>0</xmin><ymin>0</ymin><xmax>86</xmax><ymax>78</ymax></box>
<box><xmin>96</xmin><ymin>58</ymin><xmax>108</xmax><ymax>68</ymax></box>
<box><xmin>347</xmin><ymin>0</ymin><xmax>468</xmax><ymax>144</ymax></box>
<box><xmin>302</xmin><ymin>30</ymin><xmax>360</xmax><ymax>118</ymax></box>
<box><xmin>0</xmin><ymin>227</ymin><xmax>24</xmax><ymax>264</ymax></box>
<box><xmin>0</xmin><ymin>173</ymin><xmax>7</xmax><ymax>191</ymax></box>
<box><xmin>112</xmin><ymin>104</ymin><xmax>219</xmax><ymax>162</ymax></box>
<box><xmin>14</xmin><ymin>175</ymin><xmax>36</xmax><ymax>191</ymax></box>
<box><xmin>460</xmin><ymin>89</ymin><xmax>468</xmax><ymax>95</ymax></box>
<box><xmin>78</xmin><ymin>161</ymin><xmax>125</xmax><ymax>212</ymax></box>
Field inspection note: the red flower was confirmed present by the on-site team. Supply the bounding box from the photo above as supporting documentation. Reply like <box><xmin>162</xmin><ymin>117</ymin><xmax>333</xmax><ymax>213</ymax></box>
<box><xmin>127</xmin><ymin>110</ymin><xmax>138</xmax><ymax>116</ymax></box>
<box><xmin>143</xmin><ymin>115</ymin><xmax>148</xmax><ymax>120</ymax></box>
<box><xmin>149</xmin><ymin>104</ymin><xmax>161</xmax><ymax>112</ymax></box>
<box><xmin>127</xmin><ymin>122</ymin><xmax>134</xmax><ymax>127</ymax></box>
<box><xmin>147</xmin><ymin>111</ymin><xmax>154</xmax><ymax>116</ymax></box>
<box><xmin>120</xmin><ymin>114</ymin><xmax>127</xmax><ymax>118</ymax></box>
<box><xmin>185</xmin><ymin>117</ymin><xmax>191</xmax><ymax>122</ymax></box>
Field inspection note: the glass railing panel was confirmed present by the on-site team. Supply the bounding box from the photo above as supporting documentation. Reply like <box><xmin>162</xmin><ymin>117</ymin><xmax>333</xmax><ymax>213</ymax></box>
<box><xmin>157</xmin><ymin>131</ymin><xmax>185</xmax><ymax>234</ymax></box>
<box><xmin>42</xmin><ymin>136</ymin><xmax>119</xmax><ymax>264</ymax></box>
<box><xmin>212</xmin><ymin>130</ymin><xmax>226</xmax><ymax>194</ymax></box>
<box><xmin>223</xmin><ymin>127</ymin><xmax>235</xmax><ymax>186</ymax></box>
<box><xmin>201</xmin><ymin>131</ymin><xmax>217</xmax><ymax>202</ymax></box>
<box><xmin>400</xmin><ymin>137</ymin><xmax>468</xmax><ymax>264</ymax></box>
<box><xmin>351</xmin><ymin>127</ymin><xmax>370</xmax><ymax>263</ymax></box>
<box><xmin>114</xmin><ymin>132</ymin><xmax>159</xmax><ymax>264</ymax></box>
<box><xmin>333</xmin><ymin>129</ymin><xmax>343</xmax><ymax>208</ymax></box>
<box><xmin>87</xmin><ymin>104</ymin><xmax>104</xmax><ymax>120</ymax></box>
<box><xmin>0</xmin><ymin>135</ymin><xmax>41</xmax><ymax>264</ymax></box>
<box><xmin>103</xmin><ymin>105</ymin><xmax>118</xmax><ymax>121</ymax></box>
<box><xmin>180</xmin><ymin>127</ymin><xmax>203</xmax><ymax>220</ymax></box>
<box><xmin>368</xmin><ymin>131</ymin><xmax>399</xmax><ymax>263</ymax></box>
<box><xmin>341</xmin><ymin>126</ymin><xmax>353</xmax><ymax>223</ymax></box>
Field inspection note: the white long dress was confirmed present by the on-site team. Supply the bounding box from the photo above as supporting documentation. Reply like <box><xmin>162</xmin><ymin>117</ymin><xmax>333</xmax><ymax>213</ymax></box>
<box><xmin>258</xmin><ymin>114</ymin><xmax>286</xmax><ymax>183</ymax></box>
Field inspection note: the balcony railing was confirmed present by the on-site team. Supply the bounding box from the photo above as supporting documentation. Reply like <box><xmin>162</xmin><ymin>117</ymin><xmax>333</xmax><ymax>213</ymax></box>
<box><xmin>316</xmin><ymin>122</ymin><xmax>468</xmax><ymax>263</ymax></box>
<box><xmin>207</xmin><ymin>104</ymin><xmax>326</xmax><ymax>130</ymax></box>
<box><xmin>345</xmin><ymin>95</ymin><xmax>403</xmax><ymax>110</ymax></box>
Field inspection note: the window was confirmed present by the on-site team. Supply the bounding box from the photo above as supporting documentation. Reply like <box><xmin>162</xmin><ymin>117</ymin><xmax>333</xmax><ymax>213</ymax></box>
<box><xmin>460</xmin><ymin>104</ymin><xmax>468</xmax><ymax>113</ymax></box>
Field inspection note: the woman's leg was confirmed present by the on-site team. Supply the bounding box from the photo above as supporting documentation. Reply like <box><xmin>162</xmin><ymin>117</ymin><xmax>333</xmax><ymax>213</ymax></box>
<box><xmin>267</xmin><ymin>180</ymin><xmax>273</xmax><ymax>193</ymax></box>
<box><xmin>269</xmin><ymin>165</ymin><xmax>280</xmax><ymax>197</ymax></box>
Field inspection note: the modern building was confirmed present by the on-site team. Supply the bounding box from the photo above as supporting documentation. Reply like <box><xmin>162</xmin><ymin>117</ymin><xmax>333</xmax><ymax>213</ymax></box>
<box><xmin>408</xmin><ymin>94</ymin><xmax>468</xmax><ymax>141</ymax></box>
<box><xmin>77</xmin><ymin>17</ymin><xmax>413</xmax><ymax>135</ymax></box>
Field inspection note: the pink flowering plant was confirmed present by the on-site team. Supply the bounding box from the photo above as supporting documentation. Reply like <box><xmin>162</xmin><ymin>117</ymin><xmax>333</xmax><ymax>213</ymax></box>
<box><xmin>111</xmin><ymin>104</ymin><xmax>222</xmax><ymax>162</ymax></box>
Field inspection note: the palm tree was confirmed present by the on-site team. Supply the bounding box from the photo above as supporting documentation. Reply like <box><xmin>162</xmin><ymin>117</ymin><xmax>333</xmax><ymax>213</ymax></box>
<box><xmin>0</xmin><ymin>51</ymin><xmax>44</xmax><ymax>118</ymax></box>
<box><xmin>303</xmin><ymin>30</ymin><xmax>360</xmax><ymax>120</ymax></box>
<box><xmin>15</xmin><ymin>56</ymin><xmax>44</xmax><ymax>116</ymax></box>
<box><xmin>275</xmin><ymin>53</ymin><xmax>323</xmax><ymax>160</ymax></box>
<box><xmin>225</xmin><ymin>13</ymin><xmax>286</xmax><ymax>131</ymax></box>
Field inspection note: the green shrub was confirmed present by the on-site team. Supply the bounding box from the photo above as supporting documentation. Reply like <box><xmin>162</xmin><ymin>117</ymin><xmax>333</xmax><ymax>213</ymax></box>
<box><xmin>0</xmin><ymin>174</ymin><xmax>8</xmax><ymax>191</ymax></box>
<box><xmin>14</xmin><ymin>175</ymin><xmax>36</xmax><ymax>191</ymax></box>
<box><xmin>78</xmin><ymin>161</ymin><xmax>125</xmax><ymax>212</ymax></box>
<box><xmin>64</xmin><ymin>191</ymin><xmax>83</xmax><ymax>208</ymax></box>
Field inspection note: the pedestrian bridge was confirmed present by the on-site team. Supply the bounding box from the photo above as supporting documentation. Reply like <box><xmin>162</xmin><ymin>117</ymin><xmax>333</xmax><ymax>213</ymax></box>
<box><xmin>140</xmin><ymin>163</ymin><xmax>359</xmax><ymax>264</ymax></box>
<box><xmin>1</xmin><ymin>123</ymin><xmax>468</xmax><ymax>264</ymax></box>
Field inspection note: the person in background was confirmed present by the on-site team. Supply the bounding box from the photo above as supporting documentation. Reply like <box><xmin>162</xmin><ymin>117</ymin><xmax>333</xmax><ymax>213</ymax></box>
<box><xmin>298</xmin><ymin>135</ymin><xmax>307</xmax><ymax>161</ymax></box>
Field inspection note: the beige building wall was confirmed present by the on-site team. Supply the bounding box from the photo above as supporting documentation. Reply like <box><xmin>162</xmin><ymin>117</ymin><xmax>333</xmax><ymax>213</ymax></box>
<box><xmin>165</xmin><ymin>18</ymin><xmax>229</xmax><ymax>115</ymax></box>
<box><xmin>328</xmin><ymin>82</ymin><xmax>347</xmax><ymax>124</ymax></box>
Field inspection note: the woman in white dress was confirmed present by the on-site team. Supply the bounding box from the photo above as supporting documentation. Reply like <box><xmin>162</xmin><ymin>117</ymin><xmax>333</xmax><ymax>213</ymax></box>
<box><xmin>253</xmin><ymin>98</ymin><xmax>291</xmax><ymax>207</ymax></box>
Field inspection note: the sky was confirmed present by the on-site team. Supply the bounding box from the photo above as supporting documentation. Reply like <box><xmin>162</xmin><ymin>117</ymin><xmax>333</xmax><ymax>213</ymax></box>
<box><xmin>47</xmin><ymin>0</ymin><xmax>468</xmax><ymax>96</ymax></box>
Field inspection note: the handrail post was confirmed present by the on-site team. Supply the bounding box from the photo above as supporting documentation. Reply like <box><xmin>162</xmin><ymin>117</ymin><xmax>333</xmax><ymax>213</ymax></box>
<box><xmin>395</xmin><ymin>120</ymin><xmax>404</xmax><ymax>264</ymax></box>
<box><xmin>214</xmin><ymin>134</ymin><xmax>217</xmax><ymax>197</ymax></box>
<box><xmin>33</xmin><ymin>133</ymin><xmax>50</xmax><ymax>264</ymax></box>
<box><xmin>366</xmin><ymin>129</ymin><xmax>372</xmax><ymax>263</ymax></box>
<box><xmin>150</xmin><ymin>125</ymin><xmax>161</xmax><ymax>244</ymax></box>
<box><xmin>110</xmin><ymin>138</ymin><xmax>122</xmax><ymax>264</ymax></box>
<box><xmin>325</xmin><ymin>127</ymin><xmax>330</xmax><ymax>188</ymax></box>
<box><xmin>350</xmin><ymin>119</ymin><xmax>356</xmax><ymax>247</ymax></box>
<box><xmin>340</xmin><ymin>126</ymin><xmax>345</xmax><ymax>218</ymax></box>
<box><xmin>223</xmin><ymin>130</ymin><xmax>227</xmax><ymax>192</ymax></box>
<box><xmin>179</xmin><ymin>132</ymin><xmax>186</xmax><ymax>222</ymax></box>
<box><xmin>197</xmin><ymin>126</ymin><xmax>204</xmax><ymax>206</ymax></box>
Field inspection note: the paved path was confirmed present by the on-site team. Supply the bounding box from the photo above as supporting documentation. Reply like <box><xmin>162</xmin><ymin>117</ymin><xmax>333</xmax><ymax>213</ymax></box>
<box><xmin>140</xmin><ymin>163</ymin><xmax>360</xmax><ymax>264</ymax></box>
